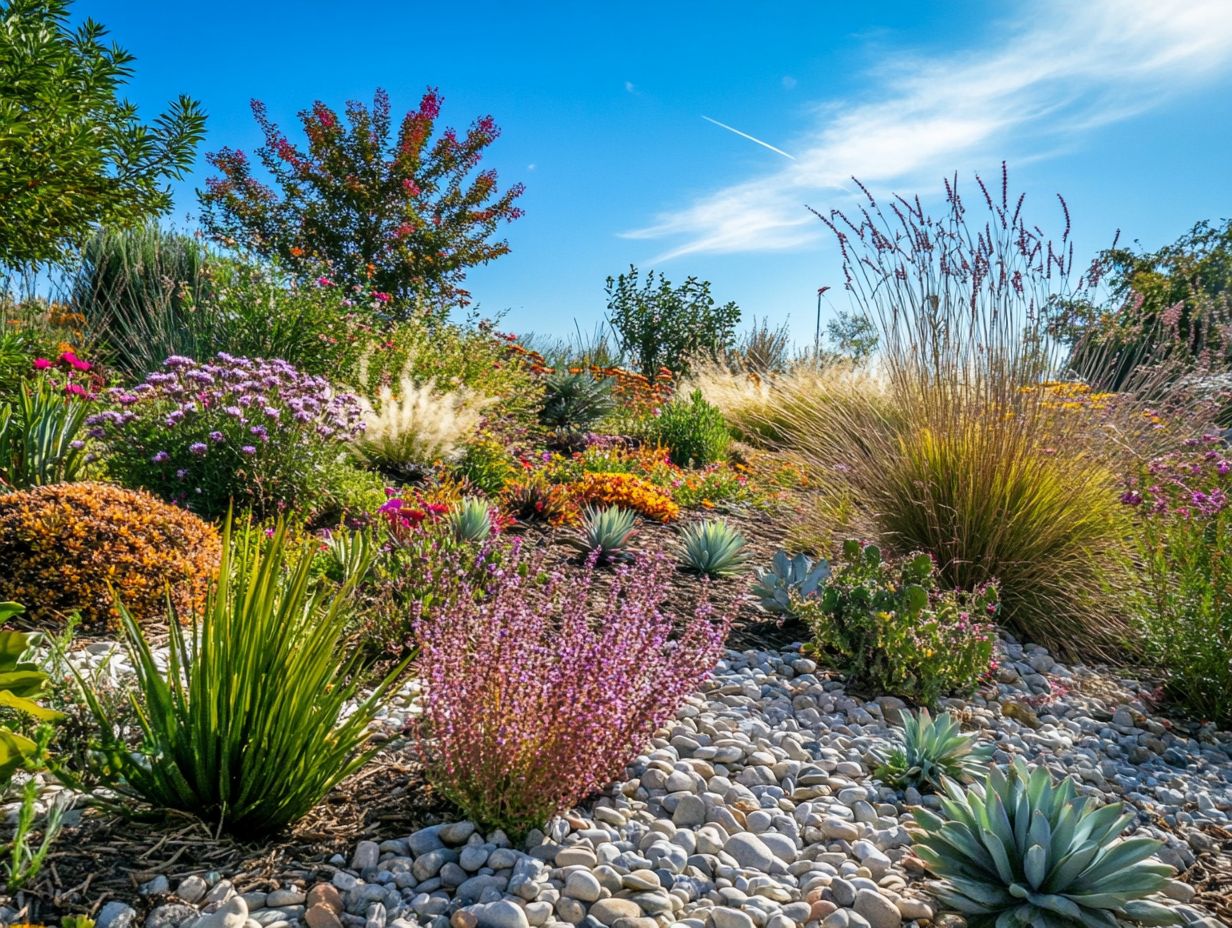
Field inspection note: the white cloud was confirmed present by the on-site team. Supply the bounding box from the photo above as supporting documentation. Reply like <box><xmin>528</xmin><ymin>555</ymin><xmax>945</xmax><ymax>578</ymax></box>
<box><xmin>782</xmin><ymin>75</ymin><xmax>798</xmax><ymax>90</ymax></box>
<box><xmin>625</xmin><ymin>0</ymin><xmax>1232</xmax><ymax>261</ymax></box>
<box><xmin>624</xmin><ymin>80</ymin><xmax>636</xmax><ymax>93</ymax></box>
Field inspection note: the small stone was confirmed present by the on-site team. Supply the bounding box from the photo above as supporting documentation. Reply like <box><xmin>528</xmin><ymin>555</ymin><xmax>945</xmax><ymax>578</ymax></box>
<box><xmin>590</xmin><ymin>900</ymin><xmax>642</xmax><ymax>927</ymax></box>
<box><xmin>452</xmin><ymin>912</ymin><xmax>479</xmax><ymax>928</ymax></box>
<box><xmin>305</xmin><ymin>905</ymin><xmax>344</xmax><ymax>928</ymax></box>
<box><xmin>711</xmin><ymin>909</ymin><xmax>755</xmax><ymax>928</ymax></box>
<box><xmin>564</xmin><ymin>871</ymin><xmax>602</xmax><ymax>903</ymax></box>
<box><xmin>98</xmin><ymin>902</ymin><xmax>139</xmax><ymax>928</ymax></box>
<box><xmin>673</xmin><ymin>795</ymin><xmax>707</xmax><ymax>827</ymax></box>
<box><xmin>352</xmin><ymin>841</ymin><xmax>381</xmax><ymax>871</ymax></box>
<box><xmin>191</xmin><ymin>898</ymin><xmax>248</xmax><ymax>928</ymax></box>
<box><xmin>853</xmin><ymin>890</ymin><xmax>899</xmax><ymax>928</ymax></box>
<box><xmin>622</xmin><ymin>870</ymin><xmax>660</xmax><ymax>892</ymax></box>
<box><xmin>177</xmin><ymin>875</ymin><xmax>210</xmax><ymax>904</ymax></box>
<box><xmin>820</xmin><ymin>818</ymin><xmax>858</xmax><ymax>842</ymax></box>
<box><xmin>441</xmin><ymin>821</ymin><xmax>479</xmax><ymax>844</ymax></box>
<box><xmin>894</xmin><ymin>899</ymin><xmax>932</xmax><ymax>922</ymax></box>
<box><xmin>809</xmin><ymin>902</ymin><xmax>837</xmax><ymax>922</ymax></box>
<box><xmin>267</xmin><ymin>890</ymin><xmax>306</xmax><ymax>907</ymax></box>
<box><xmin>477</xmin><ymin>900</ymin><xmax>530</xmax><ymax>928</ymax></box>
<box><xmin>308</xmin><ymin>884</ymin><xmax>345</xmax><ymax>914</ymax></box>
<box><xmin>723</xmin><ymin>833</ymin><xmax>775</xmax><ymax>871</ymax></box>
<box><xmin>461</xmin><ymin>845</ymin><xmax>491</xmax><ymax>871</ymax></box>
<box><xmin>146</xmin><ymin>904</ymin><xmax>200</xmax><ymax>928</ymax></box>
<box><xmin>556</xmin><ymin>847</ymin><xmax>598</xmax><ymax>868</ymax></box>
<box><xmin>141</xmin><ymin>875</ymin><xmax>172</xmax><ymax>896</ymax></box>
<box><xmin>1163</xmin><ymin>880</ymin><xmax>1196</xmax><ymax>904</ymax></box>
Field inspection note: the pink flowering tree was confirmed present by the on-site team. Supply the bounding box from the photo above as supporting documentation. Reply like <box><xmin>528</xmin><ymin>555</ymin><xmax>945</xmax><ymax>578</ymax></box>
<box><xmin>198</xmin><ymin>88</ymin><xmax>525</xmax><ymax>320</ymax></box>
<box><xmin>414</xmin><ymin>545</ymin><xmax>733</xmax><ymax>836</ymax></box>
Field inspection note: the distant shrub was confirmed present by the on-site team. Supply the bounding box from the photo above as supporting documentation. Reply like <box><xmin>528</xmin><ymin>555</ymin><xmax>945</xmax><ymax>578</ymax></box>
<box><xmin>87</xmin><ymin>354</ymin><xmax>363</xmax><ymax>519</ymax></box>
<box><xmin>0</xmin><ymin>482</ymin><xmax>220</xmax><ymax>630</ymax></box>
<box><xmin>605</xmin><ymin>265</ymin><xmax>740</xmax><ymax>378</ymax></box>
<box><xmin>573</xmin><ymin>472</ymin><xmax>679</xmax><ymax>523</ymax></box>
<box><xmin>796</xmin><ymin>540</ymin><xmax>998</xmax><ymax>706</ymax></box>
<box><xmin>352</xmin><ymin>375</ymin><xmax>490</xmax><ymax>479</ymax></box>
<box><xmin>415</xmin><ymin>544</ymin><xmax>732</xmax><ymax>836</ymax></box>
<box><xmin>1124</xmin><ymin>437</ymin><xmax>1232</xmax><ymax>726</ymax></box>
<box><xmin>642</xmin><ymin>389</ymin><xmax>730</xmax><ymax>467</ymax></box>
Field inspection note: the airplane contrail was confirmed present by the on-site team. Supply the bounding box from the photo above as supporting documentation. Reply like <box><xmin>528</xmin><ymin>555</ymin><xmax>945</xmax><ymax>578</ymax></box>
<box><xmin>701</xmin><ymin>115</ymin><xmax>796</xmax><ymax>160</ymax></box>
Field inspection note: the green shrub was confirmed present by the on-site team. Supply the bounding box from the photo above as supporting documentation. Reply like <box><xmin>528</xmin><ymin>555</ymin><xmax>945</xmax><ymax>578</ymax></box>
<box><xmin>873</xmin><ymin>708</ymin><xmax>993</xmax><ymax>793</ymax></box>
<box><xmin>0</xmin><ymin>603</ymin><xmax>63</xmax><ymax>785</ymax></box>
<box><xmin>913</xmin><ymin>758</ymin><xmax>1178</xmax><ymax>927</ymax></box>
<box><xmin>1124</xmin><ymin>440</ymin><xmax>1232</xmax><ymax>726</ymax></box>
<box><xmin>79</xmin><ymin>519</ymin><xmax>408</xmax><ymax>839</ymax></box>
<box><xmin>644</xmin><ymin>389</ymin><xmax>730</xmax><ymax>467</ymax></box>
<box><xmin>796</xmin><ymin>541</ymin><xmax>998</xmax><ymax>706</ymax></box>
<box><xmin>568</xmin><ymin>505</ymin><xmax>637</xmax><ymax>564</ymax></box>
<box><xmin>539</xmin><ymin>370</ymin><xmax>614</xmax><ymax>431</ymax></box>
<box><xmin>678</xmin><ymin>518</ymin><xmax>748</xmax><ymax>578</ymax></box>
<box><xmin>456</xmin><ymin>436</ymin><xmax>519</xmax><ymax>495</ymax></box>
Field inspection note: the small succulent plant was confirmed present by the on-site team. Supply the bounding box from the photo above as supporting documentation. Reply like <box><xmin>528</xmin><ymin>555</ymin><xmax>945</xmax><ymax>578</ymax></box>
<box><xmin>873</xmin><ymin>708</ymin><xmax>994</xmax><ymax>792</ymax></box>
<box><xmin>447</xmin><ymin>497</ymin><xmax>494</xmax><ymax>544</ymax></box>
<box><xmin>913</xmin><ymin>757</ymin><xmax>1179</xmax><ymax>928</ymax></box>
<box><xmin>679</xmin><ymin>518</ymin><xmax>749</xmax><ymax>579</ymax></box>
<box><xmin>751</xmin><ymin>550</ymin><xmax>830</xmax><ymax>617</ymax></box>
<box><xmin>567</xmin><ymin>505</ymin><xmax>637</xmax><ymax>564</ymax></box>
<box><xmin>540</xmin><ymin>370</ymin><xmax>615</xmax><ymax>431</ymax></box>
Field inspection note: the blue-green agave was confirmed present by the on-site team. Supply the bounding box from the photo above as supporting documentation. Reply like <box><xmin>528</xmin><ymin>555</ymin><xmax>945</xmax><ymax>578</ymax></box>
<box><xmin>874</xmin><ymin>708</ymin><xmax>994</xmax><ymax>792</ymax></box>
<box><xmin>912</xmin><ymin>757</ymin><xmax>1179</xmax><ymax>928</ymax></box>
<box><xmin>569</xmin><ymin>505</ymin><xmax>637</xmax><ymax>563</ymax></box>
<box><xmin>679</xmin><ymin>518</ymin><xmax>749</xmax><ymax>579</ymax></box>
<box><xmin>750</xmin><ymin>550</ymin><xmax>830</xmax><ymax>617</ymax></box>
<box><xmin>447</xmin><ymin>497</ymin><xmax>495</xmax><ymax>544</ymax></box>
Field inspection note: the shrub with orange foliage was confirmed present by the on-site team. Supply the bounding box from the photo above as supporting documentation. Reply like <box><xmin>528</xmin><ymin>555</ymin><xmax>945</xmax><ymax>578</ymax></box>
<box><xmin>572</xmin><ymin>472</ymin><xmax>680</xmax><ymax>523</ymax></box>
<box><xmin>0</xmin><ymin>482</ymin><xmax>220</xmax><ymax>630</ymax></box>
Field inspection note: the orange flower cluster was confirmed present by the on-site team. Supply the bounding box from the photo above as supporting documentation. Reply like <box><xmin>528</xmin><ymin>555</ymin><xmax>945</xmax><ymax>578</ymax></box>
<box><xmin>0</xmin><ymin>482</ymin><xmax>221</xmax><ymax>631</ymax></box>
<box><xmin>572</xmin><ymin>472</ymin><xmax>680</xmax><ymax>523</ymax></box>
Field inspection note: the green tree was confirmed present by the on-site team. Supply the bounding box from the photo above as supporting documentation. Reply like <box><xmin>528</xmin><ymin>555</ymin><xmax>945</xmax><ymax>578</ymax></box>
<box><xmin>826</xmin><ymin>310</ymin><xmax>878</xmax><ymax>362</ymax></box>
<box><xmin>605</xmin><ymin>266</ymin><xmax>740</xmax><ymax>377</ymax></box>
<box><xmin>198</xmin><ymin>88</ymin><xmax>524</xmax><ymax>319</ymax></box>
<box><xmin>0</xmin><ymin>0</ymin><xmax>205</xmax><ymax>269</ymax></box>
<box><xmin>1063</xmin><ymin>219</ymin><xmax>1232</xmax><ymax>387</ymax></box>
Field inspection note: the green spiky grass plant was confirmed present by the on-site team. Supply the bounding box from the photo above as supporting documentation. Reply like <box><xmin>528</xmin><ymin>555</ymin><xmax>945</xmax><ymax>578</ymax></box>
<box><xmin>874</xmin><ymin>708</ymin><xmax>994</xmax><ymax>793</ymax></box>
<box><xmin>0</xmin><ymin>378</ymin><xmax>91</xmax><ymax>491</ymax></box>
<box><xmin>447</xmin><ymin>497</ymin><xmax>496</xmax><ymax>544</ymax></box>
<box><xmin>912</xmin><ymin>757</ymin><xmax>1179</xmax><ymax>928</ymax></box>
<box><xmin>539</xmin><ymin>370</ymin><xmax>615</xmax><ymax>432</ymax></box>
<box><xmin>80</xmin><ymin>517</ymin><xmax>409</xmax><ymax>839</ymax></box>
<box><xmin>679</xmin><ymin>518</ymin><xmax>749</xmax><ymax>579</ymax></box>
<box><xmin>568</xmin><ymin>505</ymin><xmax>637</xmax><ymax>564</ymax></box>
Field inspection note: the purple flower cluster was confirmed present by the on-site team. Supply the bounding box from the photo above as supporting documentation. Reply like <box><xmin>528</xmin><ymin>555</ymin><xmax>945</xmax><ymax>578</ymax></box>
<box><xmin>86</xmin><ymin>353</ymin><xmax>364</xmax><ymax>518</ymax></box>
<box><xmin>414</xmin><ymin>544</ymin><xmax>733</xmax><ymax>836</ymax></box>
<box><xmin>1122</xmin><ymin>434</ymin><xmax>1231</xmax><ymax>519</ymax></box>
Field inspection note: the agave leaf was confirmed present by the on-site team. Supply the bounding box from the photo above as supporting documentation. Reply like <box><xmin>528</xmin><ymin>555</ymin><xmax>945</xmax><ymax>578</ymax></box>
<box><xmin>1042</xmin><ymin>840</ymin><xmax>1101</xmax><ymax>893</ymax></box>
<box><xmin>1022</xmin><ymin>891</ymin><xmax>1086</xmax><ymax>923</ymax></box>
<box><xmin>1077</xmin><ymin>837</ymin><xmax>1168</xmax><ymax>887</ymax></box>
<box><xmin>1121</xmin><ymin>899</ymin><xmax>1184</xmax><ymax>925</ymax></box>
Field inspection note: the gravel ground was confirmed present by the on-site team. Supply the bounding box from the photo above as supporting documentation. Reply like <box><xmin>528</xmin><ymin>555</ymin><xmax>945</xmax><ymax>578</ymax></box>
<box><xmin>7</xmin><ymin>634</ymin><xmax>1230</xmax><ymax>928</ymax></box>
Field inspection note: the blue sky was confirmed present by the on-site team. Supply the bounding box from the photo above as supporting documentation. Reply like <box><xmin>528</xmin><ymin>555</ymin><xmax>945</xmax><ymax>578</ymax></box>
<box><xmin>83</xmin><ymin>1</ymin><xmax>1232</xmax><ymax>346</ymax></box>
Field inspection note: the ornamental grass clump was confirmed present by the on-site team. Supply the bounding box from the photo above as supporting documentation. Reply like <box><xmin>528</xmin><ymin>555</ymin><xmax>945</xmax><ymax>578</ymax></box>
<box><xmin>80</xmin><ymin>518</ymin><xmax>408</xmax><ymax>839</ymax></box>
<box><xmin>415</xmin><ymin>545</ymin><xmax>733</xmax><ymax>837</ymax></box>
<box><xmin>913</xmin><ymin>758</ymin><xmax>1178</xmax><ymax>928</ymax></box>
<box><xmin>88</xmin><ymin>353</ymin><xmax>364</xmax><ymax>519</ymax></box>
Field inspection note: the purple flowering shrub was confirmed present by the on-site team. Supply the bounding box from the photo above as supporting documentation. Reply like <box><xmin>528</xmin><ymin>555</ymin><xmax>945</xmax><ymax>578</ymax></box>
<box><xmin>414</xmin><ymin>545</ymin><xmax>732</xmax><ymax>836</ymax></box>
<box><xmin>1122</xmin><ymin>435</ymin><xmax>1232</xmax><ymax>725</ymax></box>
<box><xmin>87</xmin><ymin>353</ymin><xmax>363</xmax><ymax>519</ymax></box>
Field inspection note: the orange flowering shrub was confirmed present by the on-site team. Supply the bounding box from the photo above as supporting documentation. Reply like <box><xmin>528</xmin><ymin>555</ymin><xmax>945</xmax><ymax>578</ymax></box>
<box><xmin>0</xmin><ymin>482</ymin><xmax>220</xmax><ymax>630</ymax></box>
<box><xmin>573</xmin><ymin>472</ymin><xmax>680</xmax><ymax>523</ymax></box>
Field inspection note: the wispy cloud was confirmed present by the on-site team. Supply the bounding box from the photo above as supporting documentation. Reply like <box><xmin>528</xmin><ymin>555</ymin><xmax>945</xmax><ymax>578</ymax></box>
<box><xmin>701</xmin><ymin>116</ymin><xmax>796</xmax><ymax>160</ymax></box>
<box><xmin>625</xmin><ymin>0</ymin><xmax>1232</xmax><ymax>261</ymax></box>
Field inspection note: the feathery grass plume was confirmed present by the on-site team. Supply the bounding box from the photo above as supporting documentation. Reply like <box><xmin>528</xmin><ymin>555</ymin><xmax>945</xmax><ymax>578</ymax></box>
<box><xmin>415</xmin><ymin>543</ymin><xmax>732</xmax><ymax>836</ymax></box>
<box><xmin>766</xmin><ymin>166</ymin><xmax>1221</xmax><ymax>659</ymax></box>
<box><xmin>76</xmin><ymin>516</ymin><xmax>408</xmax><ymax>839</ymax></box>
<box><xmin>352</xmin><ymin>370</ymin><xmax>491</xmax><ymax>476</ymax></box>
